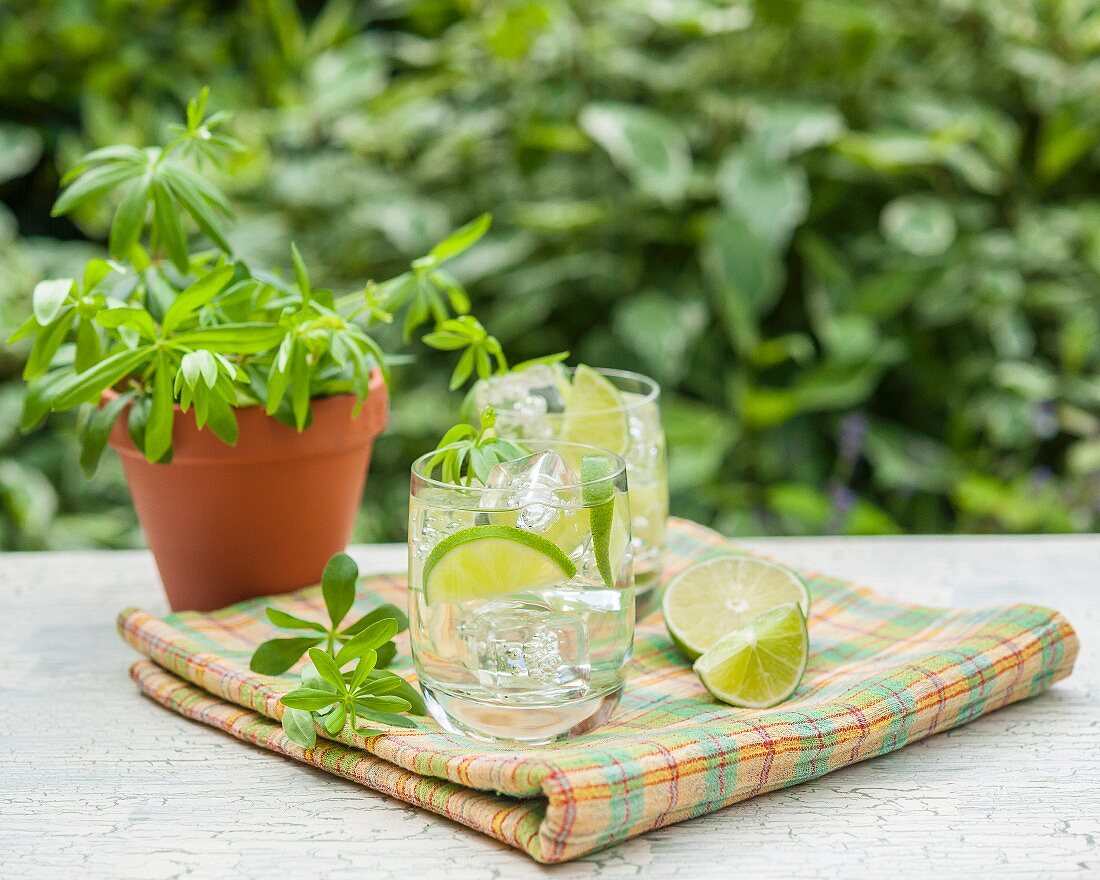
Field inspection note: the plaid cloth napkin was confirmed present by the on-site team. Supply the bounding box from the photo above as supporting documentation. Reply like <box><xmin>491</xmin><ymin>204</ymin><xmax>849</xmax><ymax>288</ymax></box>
<box><xmin>117</xmin><ymin>518</ymin><xmax>1078</xmax><ymax>863</ymax></box>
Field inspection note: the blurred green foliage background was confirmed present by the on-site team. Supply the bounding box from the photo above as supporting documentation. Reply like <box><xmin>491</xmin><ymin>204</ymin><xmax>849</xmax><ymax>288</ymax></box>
<box><xmin>2</xmin><ymin>0</ymin><xmax>1100</xmax><ymax>549</ymax></box>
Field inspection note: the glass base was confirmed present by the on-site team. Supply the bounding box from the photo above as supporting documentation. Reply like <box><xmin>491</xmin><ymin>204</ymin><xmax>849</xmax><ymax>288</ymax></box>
<box><xmin>421</xmin><ymin>683</ymin><xmax>623</xmax><ymax>745</ymax></box>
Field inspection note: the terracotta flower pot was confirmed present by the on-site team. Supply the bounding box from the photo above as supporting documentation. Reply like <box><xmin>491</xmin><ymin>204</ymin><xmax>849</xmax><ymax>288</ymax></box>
<box><xmin>107</xmin><ymin>370</ymin><xmax>388</xmax><ymax>612</ymax></box>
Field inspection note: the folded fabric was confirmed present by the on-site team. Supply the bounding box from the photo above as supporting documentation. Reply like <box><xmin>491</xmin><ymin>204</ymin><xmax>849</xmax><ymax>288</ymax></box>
<box><xmin>118</xmin><ymin>518</ymin><xmax>1078</xmax><ymax>863</ymax></box>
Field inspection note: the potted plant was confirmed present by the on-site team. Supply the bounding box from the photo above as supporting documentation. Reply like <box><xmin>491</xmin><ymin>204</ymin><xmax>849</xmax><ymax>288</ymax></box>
<box><xmin>8</xmin><ymin>89</ymin><xmax>499</xmax><ymax>611</ymax></box>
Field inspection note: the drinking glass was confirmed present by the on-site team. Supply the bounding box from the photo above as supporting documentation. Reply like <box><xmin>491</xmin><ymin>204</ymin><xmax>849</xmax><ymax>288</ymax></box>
<box><xmin>408</xmin><ymin>440</ymin><xmax>634</xmax><ymax>743</ymax></box>
<box><xmin>478</xmin><ymin>367</ymin><xmax>668</xmax><ymax>613</ymax></box>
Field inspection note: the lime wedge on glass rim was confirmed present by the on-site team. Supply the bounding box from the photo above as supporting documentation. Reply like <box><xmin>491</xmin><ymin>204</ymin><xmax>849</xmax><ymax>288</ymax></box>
<box><xmin>560</xmin><ymin>365</ymin><xmax>629</xmax><ymax>455</ymax></box>
<box><xmin>422</xmin><ymin>524</ymin><xmax>576</xmax><ymax>605</ymax></box>
<box><xmin>662</xmin><ymin>555</ymin><xmax>810</xmax><ymax>660</ymax></box>
<box><xmin>693</xmin><ymin>603</ymin><xmax>808</xmax><ymax>709</ymax></box>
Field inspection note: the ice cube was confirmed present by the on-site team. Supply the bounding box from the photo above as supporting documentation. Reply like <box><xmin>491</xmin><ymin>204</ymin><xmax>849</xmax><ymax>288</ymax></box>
<box><xmin>471</xmin><ymin>365</ymin><xmax>566</xmax><ymax>420</ymax></box>
<box><xmin>463</xmin><ymin>604</ymin><xmax>590</xmax><ymax>691</ymax></box>
<box><xmin>413</xmin><ymin>487</ymin><xmax>478</xmax><ymax>559</ymax></box>
<box><xmin>482</xmin><ymin>450</ymin><xmax>579</xmax><ymax>532</ymax></box>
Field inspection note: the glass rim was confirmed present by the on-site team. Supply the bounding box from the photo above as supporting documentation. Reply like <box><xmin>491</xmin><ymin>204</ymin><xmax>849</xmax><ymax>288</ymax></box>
<box><xmin>410</xmin><ymin>438</ymin><xmax>627</xmax><ymax>496</ymax></box>
<box><xmin>490</xmin><ymin>366</ymin><xmax>660</xmax><ymax>421</ymax></box>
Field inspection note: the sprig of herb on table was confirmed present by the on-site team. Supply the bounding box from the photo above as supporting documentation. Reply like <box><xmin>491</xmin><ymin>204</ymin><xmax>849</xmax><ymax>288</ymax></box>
<box><xmin>280</xmin><ymin>645</ymin><xmax>422</xmax><ymax>749</ymax></box>
<box><xmin>249</xmin><ymin>551</ymin><xmax>425</xmax><ymax>748</ymax></box>
<box><xmin>425</xmin><ymin>407</ymin><xmax>531</xmax><ymax>486</ymax></box>
<box><xmin>250</xmin><ymin>552</ymin><xmax>407</xmax><ymax>674</ymax></box>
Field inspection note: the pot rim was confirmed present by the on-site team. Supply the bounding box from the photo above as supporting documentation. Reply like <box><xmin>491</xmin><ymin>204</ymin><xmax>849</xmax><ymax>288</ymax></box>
<box><xmin>106</xmin><ymin>368</ymin><xmax>388</xmax><ymax>464</ymax></box>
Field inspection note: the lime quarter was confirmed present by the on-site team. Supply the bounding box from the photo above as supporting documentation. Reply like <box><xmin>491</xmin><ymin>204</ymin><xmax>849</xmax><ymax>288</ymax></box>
<box><xmin>693</xmin><ymin>602</ymin><xmax>808</xmax><ymax>709</ymax></box>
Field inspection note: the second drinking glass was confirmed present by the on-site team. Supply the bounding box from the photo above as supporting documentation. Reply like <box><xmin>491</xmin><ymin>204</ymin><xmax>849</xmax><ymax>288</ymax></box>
<box><xmin>472</xmin><ymin>365</ymin><xmax>668</xmax><ymax>612</ymax></box>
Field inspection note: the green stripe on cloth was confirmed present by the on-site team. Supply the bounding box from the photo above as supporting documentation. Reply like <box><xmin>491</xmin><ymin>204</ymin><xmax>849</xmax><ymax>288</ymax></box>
<box><xmin>118</xmin><ymin>518</ymin><xmax>1079</xmax><ymax>863</ymax></box>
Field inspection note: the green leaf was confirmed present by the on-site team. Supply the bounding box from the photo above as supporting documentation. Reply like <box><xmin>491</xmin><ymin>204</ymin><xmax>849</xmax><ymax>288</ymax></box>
<box><xmin>179</xmin><ymin>350</ymin><xmax>218</xmax><ymax>389</ymax></box>
<box><xmin>323</xmin><ymin>702</ymin><xmax>347</xmax><ymax>734</ymax></box>
<box><xmin>715</xmin><ymin>147</ymin><xmax>810</xmax><ymax>251</ymax></box>
<box><xmin>291</xmin><ymin>243</ymin><xmax>311</xmax><ymax>300</ymax></box>
<box><xmin>354</xmin><ymin>673</ymin><xmax>403</xmax><ymax>696</ymax></box>
<box><xmin>79</xmin><ymin>392</ymin><xmax>134</xmax><ymax>476</ymax></box>
<box><xmin>50</xmin><ymin>346</ymin><xmax>153</xmax><ymax>411</ymax></box>
<box><xmin>280</xmin><ymin>707</ymin><xmax>317</xmax><ymax>748</ymax></box>
<box><xmin>579</xmin><ymin>103</ymin><xmax>691</xmax><ymax>204</ymax></box>
<box><xmin>82</xmin><ymin>259</ymin><xmax>116</xmax><ymax>294</ymax></box>
<box><xmin>429</xmin><ymin>213</ymin><xmax>492</xmax><ymax>262</ymax></box>
<box><xmin>334</xmin><ymin>625</ymin><xmax>391</xmax><ymax>667</ymax></box>
<box><xmin>201</xmin><ymin>396</ymin><xmax>234</xmax><ymax>445</ymax></box>
<box><xmin>280</xmin><ymin>688</ymin><xmax>341</xmax><ymax>711</ymax></box>
<box><xmin>162</xmin><ymin>264</ymin><xmax>236</xmax><ymax>334</ymax></box>
<box><xmin>171</xmin><ymin>324</ymin><xmax>285</xmax><ymax>353</ymax></box>
<box><xmin>6</xmin><ymin>314</ymin><xmax>39</xmax><ymax>344</ymax></box>
<box><xmin>348</xmin><ymin>653</ymin><xmax>375</xmax><ymax>692</ymax></box>
<box><xmin>143</xmin><ymin>351</ymin><xmax>175</xmax><ymax>463</ymax></box>
<box><xmin>127</xmin><ymin>395</ymin><xmax>149</xmax><ymax>450</ymax></box>
<box><xmin>60</xmin><ymin>144</ymin><xmax>145</xmax><ymax>184</ymax></box>
<box><xmin>265</xmin><ymin>607</ymin><xmax>327</xmax><ymax>633</ymax></box>
<box><xmin>74</xmin><ymin>319</ymin><xmax>102</xmax><ymax>373</ymax></box>
<box><xmin>307</xmin><ymin>646</ymin><xmax>347</xmax><ymax>690</ymax></box>
<box><xmin>701</xmin><ymin>212</ymin><xmax>782</xmax><ymax>350</ymax></box>
<box><xmin>366</xmin><ymin>670</ymin><xmax>426</xmax><ymax>715</ymax></box>
<box><xmin>880</xmin><ymin>195</ymin><xmax>956</xmax><ymax>257</ymax></box>
<box><xmin>20</xmin><ymin>371</ymin><xmax>71</xmax><ymax>431</ymax></box>
<box><xmin>249</xmin><ymin>636</ymin><xmax>323</xmax><ymax>675</ymax></box>
<box><xmin>0</xmin><ymin>123</ymin><xmax>42</xmax><ymax>185</ymax></box>
<box><xmin>340</xmin><ymin>602</ymin><xmax>409</xmax><ymax>637</ymax></box>
<box><xmin>352</xmin><ymin>705</ymin><xmax>419</xmax><ymax>729</ymax></box>
<box><xmin>374</xmin><ymin>641</ymin><xmax>396</xmax><ymax>669</ymax></box>
<box><xmin>186</xmin><ymin>87</ymin><xmax>209</xmax><ymax>130</ymax></box>
<box><xmin>96</xmin><ymin>307</ymin><xmax>158</xmax><ymax>340</ymax></box>
<box><xmin>300</xmin><ymin>663</ymin><xmax>337</xmax><ymax>693</ymax></box>
<box><xmin>23</xmin><ymin>314</ymin><xmax>73</xmax><ymax>380</ymax></box>
<box><xmin>151</xmin><ymin>179</ymin><xmax>190</xmax><ymax>271</ymax></box>
<box><xmin>52</xmin><ymin>162</ymin><xmax>143</xmax><ymax>216</ymax></box>
<box><xmin>32</xmin><ymin>279</ymin><xmax>75</xmax><ymax>325</ymax></box>
<box><xmin>157</xmin><ymin>160</ymin><xmax>232</xmax><ymax>216</ymax></box>
<box><xmin>108</xmin><ymin>173</ymin><xmax>152</xmax><ymax>261</ymax></box>
<box><xmin>354</xmin><ymin>693</ymin><xmax>413</xmax><ymax>712</ymax></box>
<box><xmin>161</xmin><ymin>171</ymin><xmax>232</xmax><ymax>252</ymax></box>
<box><xmin>290</xmin><ymin>343</ymin><xmax>310</xmax><ymax>429</ymax></box>
<box><xmin>321</xmin><ymin>552</ymin><xmax>358</xmax><ymax>628</ymax></box>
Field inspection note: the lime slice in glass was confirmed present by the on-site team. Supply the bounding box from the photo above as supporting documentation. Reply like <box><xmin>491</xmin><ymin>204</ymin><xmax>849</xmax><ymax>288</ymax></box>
<box><xmin>560</xmin><ymin>364</ymin><xmax>629</xmax><ymax>455</ymax></box>
<box><xmin>693</xmin><ymin>602</ymin><xmax>808</xmax><ymax>708</ymax></box>
<box><xmin>662</xmin><ymin>554</ymin><xmax>810</xmax><ymax>660</ymax></box>
<box><xmin>422</xmin><ymin>524</ymin><xmax>577</xmax><ymax>605</ymax></box>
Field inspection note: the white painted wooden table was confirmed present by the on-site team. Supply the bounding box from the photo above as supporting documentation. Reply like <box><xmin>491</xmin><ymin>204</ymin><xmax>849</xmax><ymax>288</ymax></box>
<box><xmin>1</xmin><ymin>537</ymin><xmax>1096</xmax><ymax>879</ymax></box>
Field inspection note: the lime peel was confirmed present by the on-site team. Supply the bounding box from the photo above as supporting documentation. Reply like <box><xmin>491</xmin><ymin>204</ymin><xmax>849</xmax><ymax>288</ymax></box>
<box><xmin>581</xmin><ymin>453</ymin><xmax>615</xmax><ymax>587</ymax></box>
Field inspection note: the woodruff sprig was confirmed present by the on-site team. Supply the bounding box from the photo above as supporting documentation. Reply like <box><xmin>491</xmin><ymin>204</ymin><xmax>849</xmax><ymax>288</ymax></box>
<box><xmin>425</xmin><ymin>407</ymin><xmax>531</xmax><ymax>486</ymax></box>
<box><xmin>249</xmin><ymin>551</ymin><xmax>426</xmax><ymax>748</ymax></box>
<box><xmin>279</xmin><ymin>646</ymin><xmax>422</xmax><ymax>749</ymax></box>
<box><xmin>250</xmin><ymin>552</ymin><xmax>407</xmax><ymax>675</ymax></box>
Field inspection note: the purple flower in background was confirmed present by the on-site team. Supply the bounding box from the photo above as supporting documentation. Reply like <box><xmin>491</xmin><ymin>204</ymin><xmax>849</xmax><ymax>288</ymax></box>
<box><xmin>1029</xmin><ymin>466</ymin><xmax>1053</xmax><ymax>492</ymax></box>
<box><xmin>828</xmin><ymin>481</ymin><xmax>856</xmax><ymax>533</ymax></box>
<box><xmin>1033</xmin><ymin>403</ymin><xmax>1058</xmax><ymax>440</ymax></box>
<box><xmin>838</xmin><ymin>412</ymin><xmax>868</xmax><ymax>464</ymax></box>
